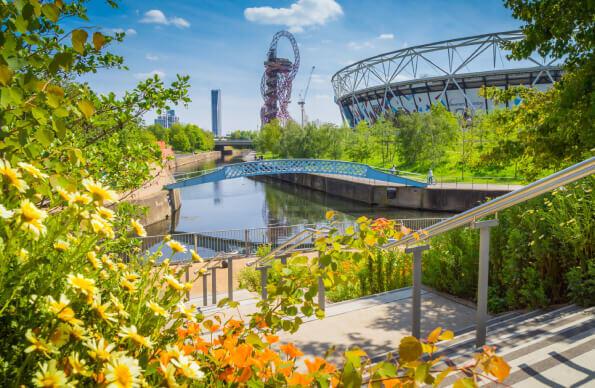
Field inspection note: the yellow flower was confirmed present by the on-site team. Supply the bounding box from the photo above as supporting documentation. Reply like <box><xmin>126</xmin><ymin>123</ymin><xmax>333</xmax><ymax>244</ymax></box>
<box><xmin>190</xmin><ymin>249</ymin><xmax>203</xmax><ymax>262</ymax></box>
<box><xmin>164</xmin><ymin>275</ymin><xmax>187</xmax><ymax>292</ymax></box>
<box><xmin>118</xmin><ymin>325</ymin><xmax>153</xmax><ymax>348</ymax></box>
<box><xmin>48</xmin><ymin>294</ymin><xmax>83</xmax><ymax>326</ymax></box>
<box><xmin>32</xmin><ymin>360</ymin><xmax>70</xmax><ymax>388</ymax></box>
<box><xmin>56</xmin><ymin>186</ymin><xmax>73</xmax><ymax>202</ymax></box>
<box><xmin>123</xmin><ymin>272</ymin><xmax>139</xmax><ymax>282</ymax></box>
<box><xmin>100</xmin><ymin>270</ymin><xmax>110</xmax><ymax>280</ymax></box>
<box><xmin>25</xmin><ymin>329</ymin><xmax>54</xmax><ymax>355</ymax></box>
<box><xmin>67</xmin><ymin>273</ymin><xmax>97</xmax><ymax>299</ymax></box>
<box><xmin>86</xmin><ymin>251</ymin><xmax>102</xmax><ymax>270</ymax></box>
<box><xmin>17</xmin><ymin>248</ymin><xmax>29</xmax><ymax>263</ymax></box>
<box><xmin>19</xmin><ymin>199</ymin><xmax>47</xmax><ymax>239</ymax></box>
<box><xmin>170</xmin><ymin>355</ymin><xmax>204</xmax><ymax>380</ymax></box>
<box><xmin>85</xmin><ymin>337</ymin><xmax>115</xmax><ymax>361</ymax></box>
<box><xmin>82</xmin><ymin>178</ymin><xmax>117</xmax><ymax>204</ymax></box>
<box><xmin>18</xmin><ymin>161</ymin><xmax>48</xmax><ymax>179</ymax></box>
<box><xmin>97</xmin><ymin>206</ymin><xmax>115</xmax><ymax>220</ymax></box>
<box><xmin>130</xmin><ymin>219</ymin><xmax>146</xmax><ymax>237</ymax></box>
<box><xmin>0</xmin><ymin>204</ymin><xmax>14</xmax><ymax>219</ymax></box>
<box><xmin>104</xmin><ymin>355</ymin><xmax>141</xmax><ymax>388</ymax></box>
<box><xmin>90</xmin><ymin>213</ymin><xmax>115</xmax><ymax>239</ymax></box>
<box><xmin>68</xmin><ymin>352</ymin><xmax>92</xmax><ymax>377</ymax></box>
<box><xmin>69</xmin><ymin>191</ymin><xmax>92</xmax><ymax>206</ymax></box>
<box><xmin>0</xmin><ymin>159</ymin><xmax>29</xmax><ymax>192</ymax></box>
<box><xmin>146</xmin><ymin>301</ymin><xmax>168</xmax><ymax>318</ymax></box>
<box><xmin>167</xmin><ymin>240</ymin><xmax>186</xmax><ymax>254</ymax></box>
<box><xmin>69</xmin><ymin>324</ymin><xmax>86</xmax><ymax>341</ymax></box>
<box><xmin>110</xmin><ymin>294</ymin><xmax>129</xmax><ymax>318</ymax></box>
<box><xmin>120</xmin><ymin>278</ymin><xmax>137</xmax><ymax>293</ymax></box>
<box><xmin>176</xmin><ymin>302</ymin><xmax>197</xmax><ymax>322</ymax></box>
<box><xmin>49</xmin><ymin>323</ymin><xmax>71</xmax><ymax>348</ymax></box>
<box><xmin>93</xmin><ymin>301</ymin><xmax>117</xmax><ymax>323</ymax></box>
<box><xmin>53</xmin><ymin>240</ymin><xmax>70</xmax><ymax>252</ymax></box>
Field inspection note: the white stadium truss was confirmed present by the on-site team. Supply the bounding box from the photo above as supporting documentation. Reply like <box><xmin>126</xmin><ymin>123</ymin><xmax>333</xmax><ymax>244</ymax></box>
<box><xmin>331</xmin><ymin>31</ymin><xmax>563</xmax><ymax>127</ymax></box>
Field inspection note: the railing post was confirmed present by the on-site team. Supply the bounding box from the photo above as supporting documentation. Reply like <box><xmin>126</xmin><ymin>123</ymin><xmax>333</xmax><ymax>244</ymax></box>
<box><xmin>318</xmin><ymin>261</ymin><xmax>326</xmax><ymax>311</ymax></box>
<box><xmin>227</xmin><ymin>256</ymin><xmax>234</xmax><ymax>301</ymax></box>
<box><xmin>405</xmin><ymin>244</ymin><xmax>430</xmax><ymax>339</ymax></box>
<box><xmin>244</xmin><ymin>229</ymin><xmax>250</xmax><ymax>257</ymax></box>
<box><xmin>258</xmin><ymin>266</ymin><xmax>269</xmax><ymax>300</ymax></box>
<box><xmin>202</xmin><ymin>272</ymin><xmax>208</xmax><ymax>306</ymax></box>
<box><xmin>211</xmin><ymin>267</ymin><xmax>217</xmax><ymax>305</ymax></box>
<box><xmin>193</xmin><ymin>233</ymin><xmax>198</xmax><ymax>253</ymax></box>
<box><xmin>471</xmin><ymin>219</ymin><xmax>499</xmax><ymax>347</ymax></box>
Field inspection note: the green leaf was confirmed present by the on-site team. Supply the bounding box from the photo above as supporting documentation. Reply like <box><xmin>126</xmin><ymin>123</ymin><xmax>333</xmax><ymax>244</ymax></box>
<box><xmin>453</xmin><ymin>377</ymin><xmax>477</xmax><ymax>388</ymax></box>
<box><xmin>245</xmin><ymin>333</ymin><xmax>264</xmax><ymax>348</ymax></box>
<box><xmin>31</xmin><ymin>107</ymin><xmax>48</xmax><ymax>125</ymax></box>
<box><xmin>52</xmin><ymin>117</ymin><xmax>66</xmax><ymax>139</ymax></box>
<box><xmin>41</xmin><ymin>3</ymin><xmax>60</xmax><ymax>22</ymax></box>
<box><xmin>216</xmin><ymin>297</ymin><xmax>229</xmax><ymax>308</ymax></box>
<box><xmin>37</xmin><ymin>128</ymin><xmax>54</xmax><ymax>147</ymax></box>
<box><xmin>71</xmin><ymin>29</ymin><xmax>88</xmax><ymax>54</ymax></box>
<box><xmin>415</xmin><ymin>363</ymin><xmax>429</xmax><ymax>383</ymax></box>
<box><xmin>77</xmin><ymin>100</ymin><xmax>95</xmax><ymax>119</ymax></box>
<box><xmin>92</xmin><ymin>32</ymin><xmax>107</xmax><ymax>50</ymax></box>
<box><xmin>49</xmin><ymin>52</ymin><xmax>73</xmax><ymax>73</ymax></box>
<box><xmin>0</xmin><ymin>65</ymin><xmax>13</xmax><ymax>86</ymax></box>
<box><xmin>399</xmin><ymin>336</ymin><xmax>422</xmax><ymax>362</ymax></box>
<box><xmin>433</xmin><ymin>367</ymin><xmax>454</xmax><ymax>387</ymax></box>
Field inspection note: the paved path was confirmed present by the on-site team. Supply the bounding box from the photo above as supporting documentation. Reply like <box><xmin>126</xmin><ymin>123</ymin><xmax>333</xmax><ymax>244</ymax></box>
<box><xmin>191</xmin><ymin>287</ymin><xmax>479</xmax><ymax>363</ymax></box>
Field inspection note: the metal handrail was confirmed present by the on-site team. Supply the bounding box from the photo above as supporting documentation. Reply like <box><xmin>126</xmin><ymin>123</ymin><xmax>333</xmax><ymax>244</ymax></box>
<box><xmin>385</xmin><ymin>157</ymin><xmax>594</xmax><ymax>248</ymax></box>
<box><xmin>250</xmin><ymin>227</ymin><xmax>327</xmax><ymax>267</ymax></box>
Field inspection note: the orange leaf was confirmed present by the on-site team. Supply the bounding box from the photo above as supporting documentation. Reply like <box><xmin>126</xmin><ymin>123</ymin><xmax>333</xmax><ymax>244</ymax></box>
<box><xmin>427</xmin><ymin>327</ymin><xmax>442</xmax><ymax>343</ymax></box>
<box><xmin>487</xmin><ymin>355</ymin><xmax>510</xmax><ymax>382</ymax></box>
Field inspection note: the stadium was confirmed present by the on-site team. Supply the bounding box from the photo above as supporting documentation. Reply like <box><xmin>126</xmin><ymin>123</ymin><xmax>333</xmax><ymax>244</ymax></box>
<box><xmin>331</xmin><ymin>31</ymin><xmax>563</xmax><ymax>127</ymax></box>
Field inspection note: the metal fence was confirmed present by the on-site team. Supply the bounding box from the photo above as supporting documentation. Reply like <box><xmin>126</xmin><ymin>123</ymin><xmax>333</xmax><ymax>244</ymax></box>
<box><xmin>141</xmin><ymin>218</ymin><xmax>447</xmax><ymax>261</ymax></box>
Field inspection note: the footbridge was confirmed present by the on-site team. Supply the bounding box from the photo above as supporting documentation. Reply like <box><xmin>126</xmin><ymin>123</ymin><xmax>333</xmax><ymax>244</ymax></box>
<box><xmin>165</xmin><ymin>159</ymin><xmax>427</xmax><ymax>189</ymax></box>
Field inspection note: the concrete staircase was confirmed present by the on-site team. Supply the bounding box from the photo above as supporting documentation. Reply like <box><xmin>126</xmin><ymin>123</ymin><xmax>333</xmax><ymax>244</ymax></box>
<box><xmin>415</xmin><ymin>305</ymin><xmax>593</xmax><ymax>386</ymax></box>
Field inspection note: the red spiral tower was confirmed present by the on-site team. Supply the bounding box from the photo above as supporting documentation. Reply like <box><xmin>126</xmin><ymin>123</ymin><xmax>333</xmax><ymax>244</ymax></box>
<box><xmin>260</xmin><ymin>30</ymin><xmax>300</xmax><ymax>126</ymax></box>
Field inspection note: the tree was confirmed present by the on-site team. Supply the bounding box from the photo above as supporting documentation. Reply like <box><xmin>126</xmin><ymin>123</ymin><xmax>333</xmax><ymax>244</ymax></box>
<box><xmin>255</xmin><ymin>119</ymin><xmax>282</xmax><ymax>155</ymax></box>
<box><xmin>147</xmin><ymin>123</ymin><xmax>170</xmax><ymax>142</ymax></box>
<box><xmin>346</xmin><ymin>120</ymin><xmax>373</xmax><ymax>162</ymax></box>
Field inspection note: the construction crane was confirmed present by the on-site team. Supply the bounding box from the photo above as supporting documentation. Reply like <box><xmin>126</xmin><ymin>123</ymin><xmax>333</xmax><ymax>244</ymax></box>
<box><xmin>298</xmin><ymin>66</ymin><xmax>315</xmax><ymax>127</ymax></box>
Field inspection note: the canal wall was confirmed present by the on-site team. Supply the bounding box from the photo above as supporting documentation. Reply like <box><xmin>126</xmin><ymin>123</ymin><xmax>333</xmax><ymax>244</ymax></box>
<box><xmin>121</xmin><ymin>161</ymin><xmax>181</xmax><ymax>228</ymax></box>
<box><xmin>258</xmin><ymin>173</ymin><xmax>515</xmax><ymax>212</ymax></box>
<box><xmin>175</xmin><ymin>151</ymin><xmax>221</xmax><ymax>168</ymax></box>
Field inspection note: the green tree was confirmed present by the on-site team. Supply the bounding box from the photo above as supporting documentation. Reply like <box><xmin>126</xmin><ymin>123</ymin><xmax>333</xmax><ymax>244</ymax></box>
<box><xmin>255</xmin><ymin>119</ymin><xmax>282</xmax><ymax>155</ymax></box>
<box><xmin>346</xmin><ymin>120</ymin><xmax>373</xmax><ymax>162</ymax></box>
<box><xmin>147</xmin><ymin>123</ymin><xmax>170</xmax><ymax>143</ymax></box>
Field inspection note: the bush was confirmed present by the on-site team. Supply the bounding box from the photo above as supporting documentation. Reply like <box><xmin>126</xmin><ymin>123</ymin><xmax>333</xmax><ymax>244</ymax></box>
<box><xmin>238</xmin><ymin>266</ymin><xmax>261</xmax><ymax>293</ymax></box>
<box><xmin>422</xmin><ymin>177</ymin><xmax>594</xmax><ymax>312</ymax></box>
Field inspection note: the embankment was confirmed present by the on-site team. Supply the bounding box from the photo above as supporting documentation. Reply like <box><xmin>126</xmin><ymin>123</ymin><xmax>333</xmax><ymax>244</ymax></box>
<box><xmin>175</xmin><ymin>151</ymin><xmax>221</xmax><ymax>168</ymax></box>
<box><xmin>257</xmin><ymin>173</ymin><xmax>519</xmax><ymax>212</ymax></box>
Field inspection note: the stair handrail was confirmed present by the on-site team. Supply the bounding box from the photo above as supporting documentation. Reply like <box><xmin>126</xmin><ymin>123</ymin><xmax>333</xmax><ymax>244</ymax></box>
<box><xmin>384</xmin><ymin>156</ymin><xmax>594</xmax><ymax>249</ymax></box>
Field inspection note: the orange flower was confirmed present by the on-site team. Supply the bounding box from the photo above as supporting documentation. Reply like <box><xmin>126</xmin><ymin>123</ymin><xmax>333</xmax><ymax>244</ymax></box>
<box><xmin>265</xmin><ymin>334</ymin><xmax>279</xmax><ymax>344</ymax></box>
<box><xmin>280</xmin><ymin>343</ymin><xmax>303</xmax><ymax>359</ymax></box>
<box><xmin>258</xmin><ymin>348</ymin><xmax>281</xmax><ymax>365</ymax></box>
<box><xmin>231</xmin><ymin>343</ymin><xmax>253</xmax><ymax>368</ymax></box>
<box><xmin>288</xmin><ymin>372</ymin><xmax>314</xmax><ymax>386</ymax></box>
<box><xmin>371</xmin><ymin>217</ymin><xmax>392</xmax><ymax>231</ymax></box>
<box><xmin>236</xmin><ymin>366</ymin><xmax>253</xmax><ymax>383</ymax></box>
<box><xmin>305</xmin><ymin>357</ymin><xmax>335</xmax><ymax>374</ymax></box>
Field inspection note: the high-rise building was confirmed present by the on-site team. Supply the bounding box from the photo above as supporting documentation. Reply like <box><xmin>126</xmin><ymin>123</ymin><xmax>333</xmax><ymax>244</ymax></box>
<box><xmin>211</xmin><ymin>89</ymin><xmax>221</xmax><ymax>137</ymax></box>
<box><xmin>154</xmin><ymin>109</ymin><xmax>179</xmax><ymax>128</ymax></box>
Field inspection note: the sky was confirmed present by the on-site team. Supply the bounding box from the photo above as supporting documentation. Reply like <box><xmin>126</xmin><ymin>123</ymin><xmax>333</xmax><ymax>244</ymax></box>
<box><xmin>81</xmin><ymin>0</ymin><xmax>522</xmax><ymax>134</ymax></box>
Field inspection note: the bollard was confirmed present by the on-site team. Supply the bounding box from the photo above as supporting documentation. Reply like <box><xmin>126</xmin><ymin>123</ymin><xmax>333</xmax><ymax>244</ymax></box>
<box><xmin>227</xmin><ymin>256</ymin><xmax>234</xmax><ymax>301</ymax></box>
<box><xmin>404</xmin><ymin>244</ymin><xmax>430</xmax><ymax>339</ymax></box>
<box><xmin>258</xmin><ymin>266</ymin><xmax>269</xmax><ymax>300</ymax></box>
<box><xmin>202</xmin><ymin>272</ymin><xmax>208</xmax><ymax>306</ymax></box>
<box><xmin>471</xmin><ymin>219</ymin><xmax>499</xmax><ymax>347</ymax></box>
<box><xmin>185</xmin><ymin>266</ymin><xmax>191</xmax><ymax>301</ymax></box>
<box><xmin>211</xmin><ymin>267</ymin><xmax>217</xmax><ymax>305</ymax></box>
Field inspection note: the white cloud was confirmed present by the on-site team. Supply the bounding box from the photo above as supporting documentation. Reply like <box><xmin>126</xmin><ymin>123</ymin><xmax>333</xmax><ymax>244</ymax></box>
<box><xmin>347</xmin><ymin>40</ymin><xmax>374</xmax><ymax>50</ymax></box>
<box><xmin>105</xmin><ymin>28</ymin><xmax>137</xmax><ymax>36</ymax></box>
<box><xmin>145</xmin><ymin>54</ymin><xmax>159</xmax><ymax>61</ymax></box>
<box><xmin>244</xmin><ymin>0</ymin><xmax>342</xmax><ymax>33</ymax></box>
<box><xmin>377</xmin><ymin>33</ymin><xmax>394</xmax><ymax>40</ymax></box>
<box><xmin>134</xmin><ymin>70</ymin><xmax>165</xmax><ymax>80</ymax></box>
<box><xmin>140</xmin><ymin>9</ymin><xmax>190</xmax><ymax>28</ymax></box>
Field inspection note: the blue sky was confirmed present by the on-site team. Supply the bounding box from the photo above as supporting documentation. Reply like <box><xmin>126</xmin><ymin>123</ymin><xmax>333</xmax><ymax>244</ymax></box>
<box><xmin>81</xmin><ymin>0</ymin><xmax>522</xmax><ymax>133</ymax></box>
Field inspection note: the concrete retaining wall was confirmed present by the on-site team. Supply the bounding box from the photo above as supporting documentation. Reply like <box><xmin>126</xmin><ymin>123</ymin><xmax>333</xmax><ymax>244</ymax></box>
<box><xmin>262</xmin><ymin>173</ymin><xmax>511</xmax><ymax>212</ymax></box>
<box><xmin>175</xmin><ymin>151</ymin><xmax>221</xmax><ymax>168</ymax></box>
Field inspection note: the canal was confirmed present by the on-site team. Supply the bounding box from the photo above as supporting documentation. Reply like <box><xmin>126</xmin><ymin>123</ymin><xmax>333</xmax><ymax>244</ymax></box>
<box><xmin>173</xmin><ymin>155</ymin><xmax>452</xmax><ymax>232</ymax></box>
